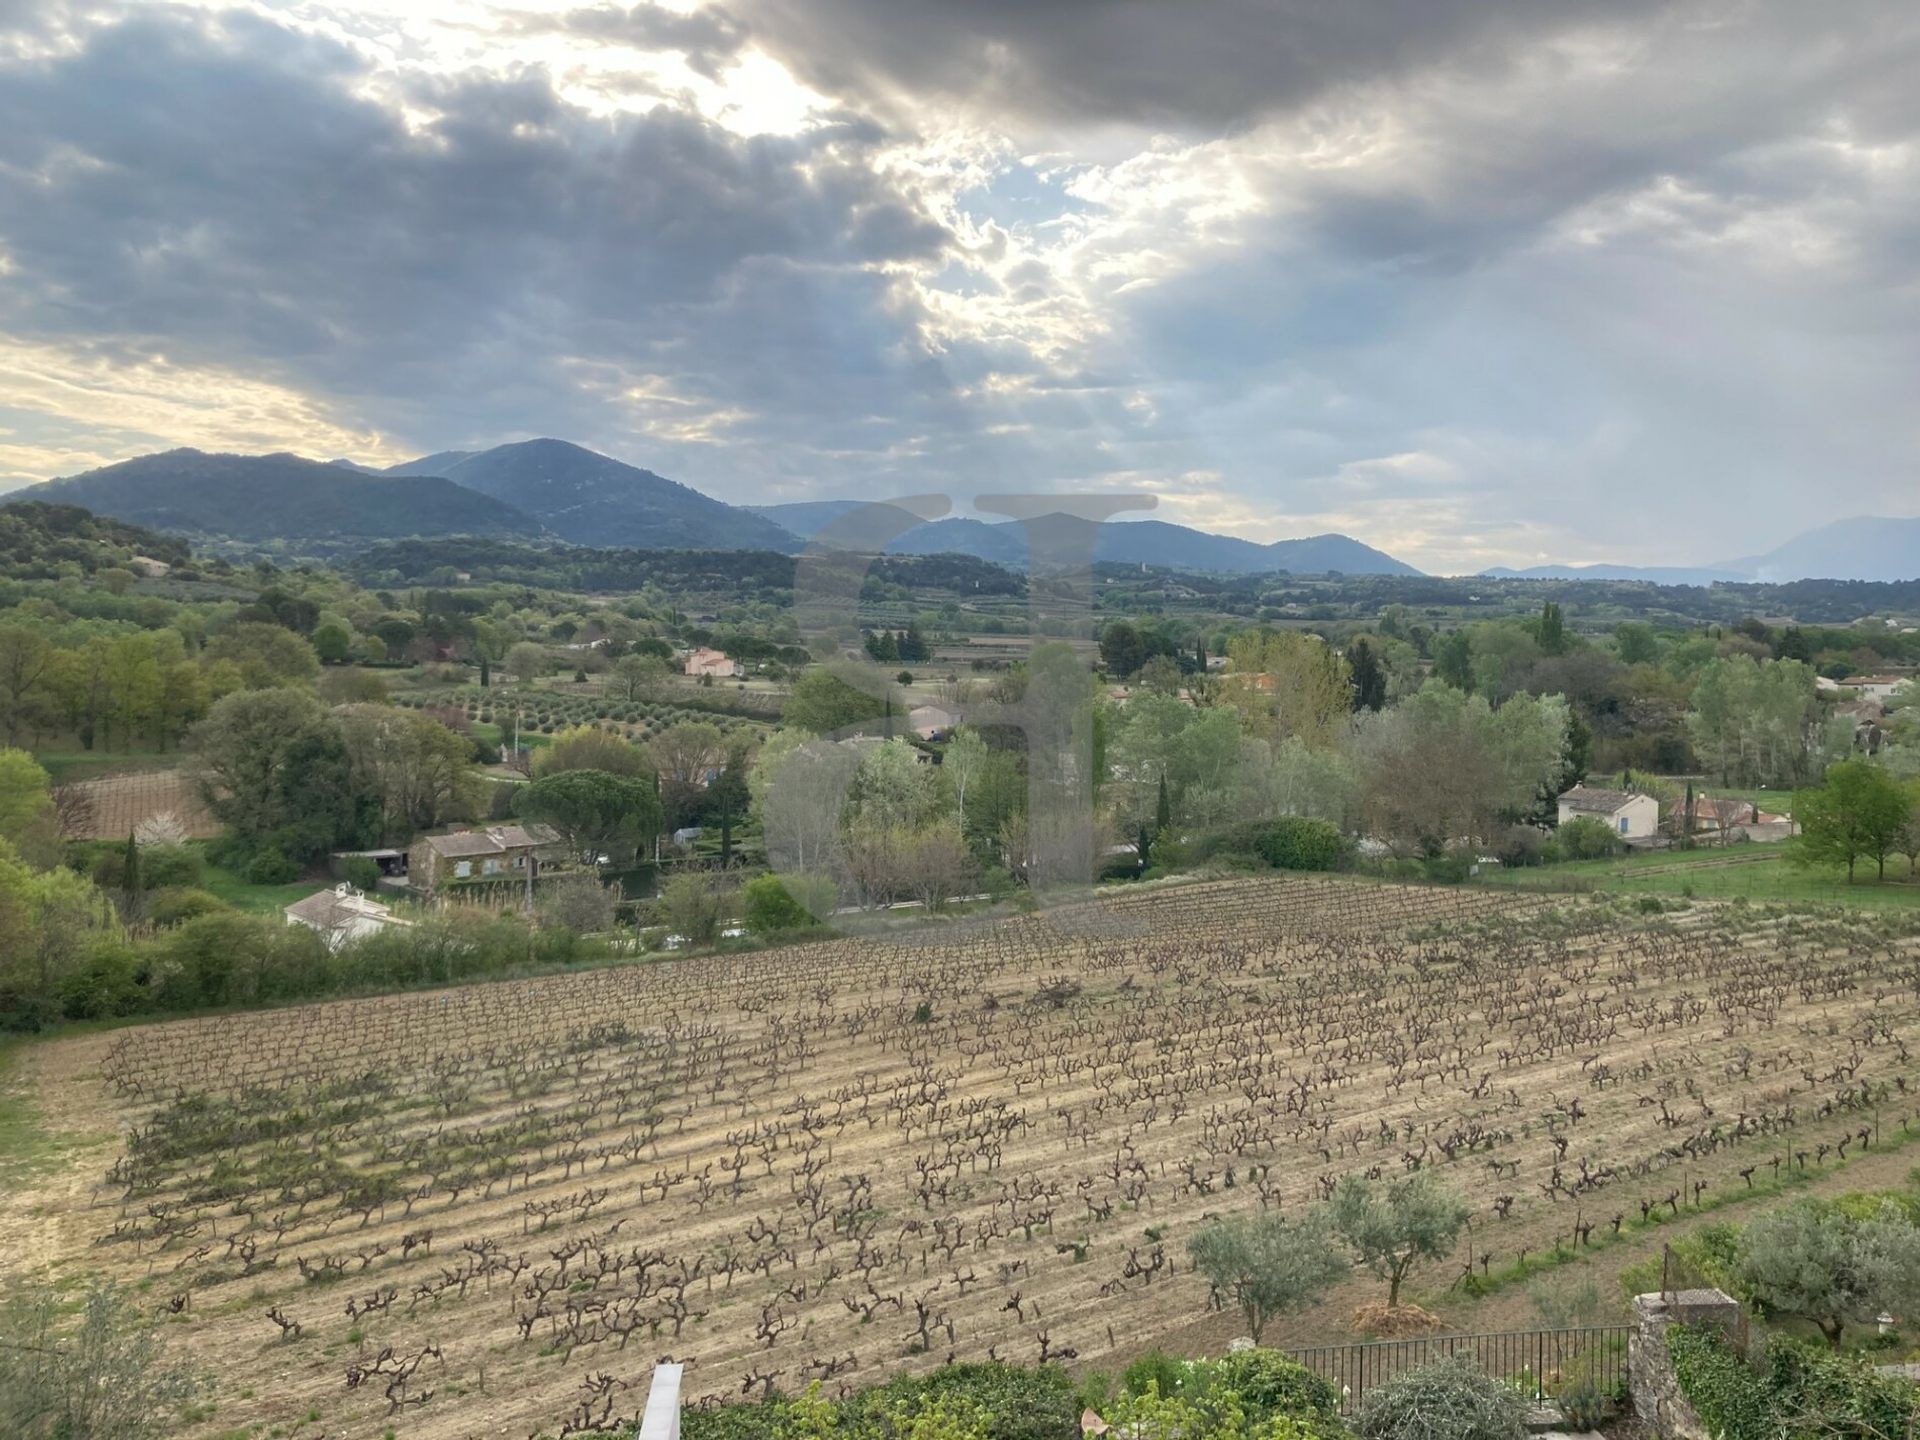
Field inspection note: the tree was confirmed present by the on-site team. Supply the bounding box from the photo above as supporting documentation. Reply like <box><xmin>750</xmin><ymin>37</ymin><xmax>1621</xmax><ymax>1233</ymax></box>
<box><xmin>847</xmin><ymin>739</ymin><xmax>941</xmax><ymax>833</ymax></box>
<box><xmin>0</xmin><ymin>1279</ymin><xmax>202</xmax><ymax>1439</ymax></box>
<box><xmin>900</xmin><ymin>824</ymin><xmax>976</xmax><ymax>911</ymax></box>
<box><xmin>785</xmin><ymin>669</ymin><xmax>886</xmax><ymax>736</ymax></box>
<box><xmin>534</xmin><ymin>725</ymin><xmax>650</xmax><ymax>779</ymax></box>
<box><xmin>659</xmin><ymin>869</ymin><xmax>726</xmax><ymax>945</ymax></box>
<box><xmin>187</xmin><ymin>689</ymin><xmax>367</xmax><ymax>858</ymax></box>
<box><xmin>1536</xmin><ymin>600</ymin><xmax>1567</xmax><ymax>656</ymax></box>
<box><xmin>611</xmin><ymin>653</ymin><xmax>668</xmax><ymax>701</ymax></box>
<box><xmin>0</xmin><ymin>747</ymin><xmax>54</xmax><ymax>854</ymax></box>
<box><xmin>1330</xmin><ymin>1172</ymin><xmax>1471</xmax><ymax>1310</ymax></box>
<box><xmin>505</xmin><ymin>641</ymin><xmax>548</xmax><ymax>686</ymax></box>
<box><xmin>1099</xmin><ymin>620</ymin><xmax>1149</xmax><ymax>680</ymax></box>
<box><xmin>335</xmin><ymin>704</ymin><xmax>481</xmax><ymax>840</ymax></box>
<box><xmin>311</xmin><ymin>620</ymin><xmax>352</xmax><ymax>665</ymax></box>
<box><xmin>942</xmin><ymin>726</ymin><xmax>989</xmax><ymax>839</ymax></box>
<box><xmin>652</xmin><ymin>721</ymin><xmax>728</xmax><ymax>831</ymax></box>
<box><xmin>536</xmin><ymin>872</ymin><xmax>619</xmax><ymax>934</ymax></box>
<box><xmin>1224</xmin><ymin>630</ymin><xmax>1351</xmax><ymax>751</ymax></box>
<box><xmin>1186</xmin><ymin>1211</ymin><xmax>1348</xmax><ymax>1344</ymax></box>
<box><xmin>515</xmin><ymin>769</ymin><xmax>660</xmax><ymax>867</ymax></box>
<box><xmin>1898</xmin><ymin>778</ymin><xmax>1920</xmax><ymax>878</ymax></box>
<box><xmin>202</xmin><ymin>621</ymin><xmax>319</xmax><ymax>688</ymax></box>
<box><xmin>1791</xmin><ymin>760</ymin><xmax>1912</xmax><ymax>881</ymax></box>
<box><xmin>1433</xmin><ymin>631</ymin><xmax>1474</xmax><ymax>692</ymax></box>
<box><xmin>0</xmin><ymin>624</ymin><xmax>54</xmax><ymax>744</ymax></box>
<box><xmin>1737</xmin><ymin>1200</ymin><xmax>1920</xmax><ymax>1346</ymax></box>
<box><xmin>1348</xmin><ymin>638</ymin><xmax>1387</xmax><ymax>712</ymax></box>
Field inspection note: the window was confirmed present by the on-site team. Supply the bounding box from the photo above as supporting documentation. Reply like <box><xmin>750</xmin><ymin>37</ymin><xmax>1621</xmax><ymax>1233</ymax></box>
<box><xmin>1618</xmin><ymin>817</ymin><xmax>1629</xmax><ymax>834</ymax></box>
<box><xmin>482</xmin><ymin>858</ymin><xmax>501</xmax><ymax>876</ymax></box>
<box><xmin>453</xmin><ymin>860</ymin><xmax>472</xmax><ymax>879</ymax></box>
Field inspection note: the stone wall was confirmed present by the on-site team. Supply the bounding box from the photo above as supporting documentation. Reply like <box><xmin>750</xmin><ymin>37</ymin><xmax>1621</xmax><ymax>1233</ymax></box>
<box><xmin>1628</xmin><ymin>1289</ymin><xmax>1743</xmax><ymax>1440</ymax></box>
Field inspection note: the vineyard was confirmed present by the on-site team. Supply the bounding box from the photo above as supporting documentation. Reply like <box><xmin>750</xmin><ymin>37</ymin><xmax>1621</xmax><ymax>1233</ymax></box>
<box><xmin>62</xmin><ymin>766</ymin><xmax>218</xmax><ymax>840</ymax></box>
<box><xmin>13</xmin><ymin>875</ymin><xmax>1920</xmax><ymax>1439</ymax></box>
<box><xmin>394</xmin><ymin>684</ymin><xmax>770</xmax><ymax>743</ymax></box>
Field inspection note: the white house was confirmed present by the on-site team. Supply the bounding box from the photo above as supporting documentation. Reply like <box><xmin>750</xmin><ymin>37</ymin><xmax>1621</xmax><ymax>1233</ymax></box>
<box><xmin>284</xmin><ymin>884</ymin><xmax>408</xmax><ymax>950</ymax></box>
<box><xmin>1838</xmin><ymin>675</ymin><xmax>1907</xmax><ymax>702</ymax></box>
<box><xmin>1556</xmin><ymin>784</ymin><xmax>1660</xmax><ymax>839</ymax></box>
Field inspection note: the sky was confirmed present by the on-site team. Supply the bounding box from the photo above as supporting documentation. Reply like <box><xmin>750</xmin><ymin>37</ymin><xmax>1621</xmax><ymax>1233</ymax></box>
<box><xmin>1</xmin><ymin>1</ymin><xmax>1917</xmax><ymax>573</ymax></box>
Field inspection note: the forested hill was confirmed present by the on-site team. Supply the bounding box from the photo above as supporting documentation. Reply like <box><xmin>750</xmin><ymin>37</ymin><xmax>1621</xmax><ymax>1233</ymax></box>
<box><xmin>0</xmin><ymin>500</ymin><xmax>192</xmax><ymax>579</ymax></box>
<box><xmin>349</xmin><ymin>538</ymin><xmax>1027</xmax><ymax>598</ymax></box>
<box><xmin>16</xmin><ymin>449</ymin><xmax>537</xmax><ymax>545</ymax></box>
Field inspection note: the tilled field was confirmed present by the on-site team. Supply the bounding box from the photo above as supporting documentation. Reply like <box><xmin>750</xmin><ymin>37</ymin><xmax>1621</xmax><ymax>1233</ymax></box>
<box><xmin>15</xmin><ymin>875</ymin><xmax>1920</xmax><ymax>1439</ymax></box>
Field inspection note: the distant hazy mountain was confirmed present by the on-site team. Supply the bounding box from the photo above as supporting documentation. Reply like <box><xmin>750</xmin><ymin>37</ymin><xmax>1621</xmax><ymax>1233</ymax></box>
<box><xmin>1719</xmin><ymin>516</ymin><xmax>1920</xmax><ymax>583</ymax></box>
<box><xmin>1482</xmin><ymin>515</ymin><xmax>1920</xmax><ymax>584</ymax></box>
<box><xmin>752</xmin><ymin>504</ymin><xmax>1420</xmax><ymax>575</ymax></box>
<box><xmin>1480</xmin><ymin>562</ymin><xmax>1750</xmax><ymax>585</ymax></box>
<box><xmin>428</xmin><ymin>439</ymin><xmax>798</xmax><ymax>552</ymax></box>
<box><xmin>17</xmin><ymin>449</ymin><xmax>534</xmax><ymax>544</ymax></box>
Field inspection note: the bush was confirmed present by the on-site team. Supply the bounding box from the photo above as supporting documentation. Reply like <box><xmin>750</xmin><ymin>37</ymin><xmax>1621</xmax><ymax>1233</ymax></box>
<box><xmin>1210</xmin><ymin>1350</ymin><xmax>1342</xmax><ymax>1426</ymax></box>
<box><xmin>1553</xmin><ymin>815</ymin><xmax>1624</xmax><ymax>861</ymax></box>
<box><xmin>340</xmin><ymin>856</ymin><xmax>381</xmax><ymax>892</ymax></box>
<box><xmin>1200</xmin><ymin>818</ymin><xmax>1350</xmax><ymax>874</ymax></box>
<box><xmin>1353</xmin><ymin>1355</ymin><xmax>1527</xmax><ymax>1440</ymax></box>
<box><xmin>145</xmin><ymin>887</ymin><xmax>230</xmax><ymax>928</ymax></box>
<box><xmin>139</xmin><ymin>843</ymin><xmax>205</xmax><ymax>890</ymax></box>
<box><xmin>741</xmin><ymin>873</ymin><xmax>819</xmax><ymax>936</ymax></box>
<box><xmin>244</xmin><ymin>847</ymin><xmax>300</xmax><ymax>885</ymax></box>
<box><xmin>682</xmin><ymin>1364</ymin><xmax>1080</xmax><ymax>1440</ymax></box>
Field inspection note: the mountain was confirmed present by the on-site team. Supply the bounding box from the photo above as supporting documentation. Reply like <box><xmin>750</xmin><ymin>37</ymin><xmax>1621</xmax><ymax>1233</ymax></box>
<box><xmin>1481</xmin><ymin>516</ymin><xmax>1920</xmax><ymax>584</ymax></box>
<box><xmin>428</xmin><ymin>439</ymin><xmax>799</xmax><ymax>552</ymax></box>
<box><xmin>754</xmin><ymin>506</ymin><xmax>1419</xmax><ymax>575</ymax></box>
<box><xmin>1720</xmin><ymin>516</ymin><xmax>1920</xmax><ymax>584</ymax></box>
<box><xmin>14</xmin><ymin>449</ymin><xmax>534</xmax><ymax>544</ymax></box>
<box><xmin>382</xmin><ymin>449</ymin><xmax>479</xmax><ymax>478</ymax></box>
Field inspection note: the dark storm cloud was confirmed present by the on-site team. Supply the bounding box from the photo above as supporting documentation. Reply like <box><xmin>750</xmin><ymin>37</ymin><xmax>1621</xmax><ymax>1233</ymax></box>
<box><xmin>0</xmin><ymin>4</ymin><xmax>957</xmax><ymax>484</ymax></box>
<box><xmin>731</xmin><ymin>0</ymin><xmax>1672</xmax><ymax>133</ymax></box>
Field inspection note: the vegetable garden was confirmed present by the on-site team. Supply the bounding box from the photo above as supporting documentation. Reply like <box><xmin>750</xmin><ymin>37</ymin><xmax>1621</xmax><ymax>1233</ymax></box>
<box><xmin>12</xmin><ymin>874</ymin><xmax>1920</xmax><ymax>1439</ymax></box>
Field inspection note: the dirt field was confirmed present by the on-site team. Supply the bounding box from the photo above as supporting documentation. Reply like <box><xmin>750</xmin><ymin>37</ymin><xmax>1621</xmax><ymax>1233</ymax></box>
<box><xmin>7</xmin><ymin>875</ymin><xmax>1920</xmax><ymax>1440</ymax></box>
<box><xmin>60</xmin><ymin>766</ymin><xmax>218</xmax><ymax>840</ymax></box>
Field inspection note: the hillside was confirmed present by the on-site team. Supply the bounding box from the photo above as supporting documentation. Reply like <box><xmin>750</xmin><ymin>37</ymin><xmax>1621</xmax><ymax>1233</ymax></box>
<box><xmin>19</xmin><ymin>450</ymin><xmax>534</xmax><ymax>544</ymax></box>
<box><xmin>430</xmin><ymin>439</ymin><xmax>799</xmax><ymax>551</ymax></box>
<box><xmin>0</xmin><ymin>500</ymin><xmax>192</xmax><ymax>578</ymax></box>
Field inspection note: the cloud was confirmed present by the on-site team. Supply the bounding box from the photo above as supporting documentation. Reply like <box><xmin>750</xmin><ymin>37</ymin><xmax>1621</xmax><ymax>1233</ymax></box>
<box><xmin>1</xmin><ymin>0</ymin><xmax>1918</xmax><ymax>567</ymax></box>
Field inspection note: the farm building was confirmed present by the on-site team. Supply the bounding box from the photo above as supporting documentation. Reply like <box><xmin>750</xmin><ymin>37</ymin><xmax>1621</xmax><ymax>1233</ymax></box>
<box><xmin>284</xmin><ymin>884</ymin><xmax>408</xmax><ymax>950</ymax></box>
<box><xmin>1690</xmin><ymin>794</ymin><xmax>1757</xmax><ymax>833</ymax></box>
<box><xmin>683</xmin><ymin>646</ymin><xmax>743</xmax><ymax>678</ymax></box>
<box><xmin>909</xmin><ymin>703</ymin><xmax>959</xmax><ymax>739</ymax></box>
<box><xmin>408</xmin><ymin>823</ymin><xmax>566</xmax><ymax>895</ymax></box>
<box><xmin>1837</xmin><ymin>674</ymin><xmax>1908</xmax><ymax>700</ymax></box>
<box><xmin>1557</xmin><ymin>784</ymin><xmax>1660</xmax><ymax>839</ymax></box>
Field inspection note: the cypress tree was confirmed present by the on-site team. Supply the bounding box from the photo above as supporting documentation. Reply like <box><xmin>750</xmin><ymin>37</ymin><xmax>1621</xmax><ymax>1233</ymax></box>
<box><xmin>123</xmin><ymin>831</ymin><xmax>141</xmax><ymax>893</ymax></box>
<box><xmin>1155</xmin><ymin>772</ymin><xmax>1171</xmax><ymax>836</ymax></box>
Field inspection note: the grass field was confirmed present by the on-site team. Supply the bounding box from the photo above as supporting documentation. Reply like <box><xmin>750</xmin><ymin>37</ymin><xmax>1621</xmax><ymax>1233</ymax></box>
<box><xmin>197</xmin><ymin>859</ymin><xmax>327</xmax><ymax>913</ymax></box>
<box><xmin>1477</xmin><ymin>846</ymin><xmax>1920</xmax><ymax>908</ymax></box>
<box><xmin>10</xmin><ymin>874</ymin><xmax>1920</xmax><ymax>1438</ymax></box>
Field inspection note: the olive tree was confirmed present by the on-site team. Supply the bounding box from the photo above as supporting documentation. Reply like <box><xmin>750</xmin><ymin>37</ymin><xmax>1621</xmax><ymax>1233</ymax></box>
<box><xmin>1186</xmin><ymin>1210</ymin><xmax>1348</xmax><ymax>1344</ymax></box>
<box><xmin>1330</xmin><ymin>1172</ymin><xmax>1471</xmax><ymax>1310</ymax></box>
<box><xmin>0</xmin><ymin>1280</ymin><xmax>201</xmax><ymax>1439</ymax></box>
<box><xmin>1737</xmin><ymin>1200</ymin><xmax>1920</xmax><ymax>1346</ymax></box>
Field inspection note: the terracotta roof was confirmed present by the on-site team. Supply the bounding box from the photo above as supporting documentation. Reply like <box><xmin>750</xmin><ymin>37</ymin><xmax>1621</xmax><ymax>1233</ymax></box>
<box><xmin>1558</xmin><ymin>784</ymin><xmax>1644</xmax><ymax>815</ymax></box>
<box><xmin>421</xmin><ymin>823</ymin><xmax>560</xmax><ymax>857</ymax></box>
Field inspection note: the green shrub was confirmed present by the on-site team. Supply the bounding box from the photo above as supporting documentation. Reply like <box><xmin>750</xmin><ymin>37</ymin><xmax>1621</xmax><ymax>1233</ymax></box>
<box><xmin>1210</xmin><ymin>1350</ymin><xmax>1342</xmax><ymax>1425</ymax></box>
<box><xmin>1553</xmin><ymin>815</ymin><xmax>1623</xmax><ymax>861</ymax></box>
<box><xmin>1201</xmin><ymin>819</ymin><xmax>1350</xmax><ymax>874</ymax></box>
<box><xmin>340</xmin><ymin>856</ymin><xmax>381</xmax><ymax>892</ymax></box>
<box><xmin>741</xmin><ymin>873</ymin><xmax>819</xmax><ymax>936</ymax></box>
<box><xmin>1353</xmin><ymin>1354</ymin><xmax>1527</xmax><ymax>1440</ymax></box>
<box><xmin>139</xmin><ymin>844</ymin><xmax>205</xmax><ymax>890</ymax></box>
<box><xmin>1664</xmin><ymin>1327</ymin><xmax>1772</xmax><ymax>1440</ymax></box>
<box><xmin>146</xmin><ymin>887</ymin><xmax>230</xmax><ymax>928</ymax></box>
<box><xmin>243</xmin><ymin>847</ymin><xmax>299</xmax><ymax>885</ymax></box>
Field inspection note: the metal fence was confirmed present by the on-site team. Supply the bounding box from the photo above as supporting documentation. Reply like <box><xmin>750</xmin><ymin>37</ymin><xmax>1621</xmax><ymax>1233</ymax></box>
<box><xmin>1285</xmin><ymin>1325</ymin><xmax>1634</xmax><ymax>1412</ymax></box>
